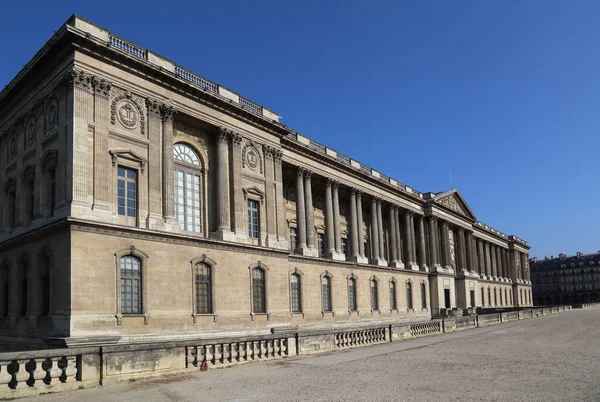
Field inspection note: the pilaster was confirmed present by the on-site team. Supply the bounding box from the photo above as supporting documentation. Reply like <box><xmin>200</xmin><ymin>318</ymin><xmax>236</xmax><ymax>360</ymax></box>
<box><xmin>295</xmin><ymin>167</ymin><xmax>308</xmax><ymax>254</ymax></box>
<box><xmin>272</xmin><ymin>149</ymin><xmax>287</xmax><ymax>246</ymax></box>
<box><xmin>416</xmin><ymin>214</ymin><xmax>428</xmax><ymax>272</ymax></box>
<box><xmin>91</xmin><ymin>76</ymin><xmax>112</xmax><ymax>215</ymax></box>
<box><xmin>263</xmin><ymin>145</ymin><xmax>278</xmax><ymax>248</ymax></box>
<box><xmin>230</xmin><ymin>132</ymin><xmax>245</xmax><ymax>237</ymax></box>
<box><xmin>332</xmin><ymin>181</ymin><xmax>342</xmax><ymax>256</ymax></box>
<box><xmin>355</xmin><ymin>191</ymin><xmax>368</xmax><ymax>263</ymax></box>
<box><xmin>303</xmin><ymin>169</ymin><xmax>317</xmax><ymax>256</ymax></box>
<box><xmin>214</xmin><ymin>127</ymin><xmax>233</xmax><ymax>240</ymax></box>
<box><xmin>145</xmin><ymin>99</ymin><xmax>164</xmax><ymax>229</ymax></box>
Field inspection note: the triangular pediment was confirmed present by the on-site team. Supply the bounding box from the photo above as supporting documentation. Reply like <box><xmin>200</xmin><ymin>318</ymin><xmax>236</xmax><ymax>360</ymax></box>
<box><xmin>430</xmin><ymin>190</ymin><xmax>476</xmax><ymax>220</ymax></box>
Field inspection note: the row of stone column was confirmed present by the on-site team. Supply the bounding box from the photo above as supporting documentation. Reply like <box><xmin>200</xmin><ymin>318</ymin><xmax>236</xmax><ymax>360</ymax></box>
<box><xmin>471</xmin><ymin>237</ymin><xmax>511</xmax><ymax>281</ymax></box>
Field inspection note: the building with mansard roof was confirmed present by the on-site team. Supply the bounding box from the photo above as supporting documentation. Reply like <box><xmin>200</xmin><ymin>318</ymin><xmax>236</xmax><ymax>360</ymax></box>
<box><xmin>530</xmin><ymin>252</ymin><xmax>600</xmax><ymax>306</ymax></box>
<box><xmin>0</xmin><ymin>16</ymin><xmax>532</xmax><ymax>350</ymax></box>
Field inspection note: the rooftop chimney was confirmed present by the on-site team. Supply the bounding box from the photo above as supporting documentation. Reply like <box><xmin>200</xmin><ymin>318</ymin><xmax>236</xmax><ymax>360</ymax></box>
<box><xmin>577</xmin><ymin>252</ymin><xmax>582</xmax><ymax>258</ymax></box>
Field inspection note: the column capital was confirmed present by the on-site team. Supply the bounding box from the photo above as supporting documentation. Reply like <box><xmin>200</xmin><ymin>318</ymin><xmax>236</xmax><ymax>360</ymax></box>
<box><xmin>218</xmin><ymin>126</ymin><xmax>231</xmax><ymax>142</ymax></box>
<box><xmin>91</xmin><ymin>76</ymin><xmax>112</xmax><ymax>97</ymax></box>
<box><xmin>351</xmin><ymin>187</ymin><xmax>360</xmax><ymax>195</ymax></box>
<box><xmin>326</xmin><ymin>178</ymin><xmax>339</xmax><ymax>188</ymax></box>
<box><xmin>146</xmin><ymin>98</ymin><xmax>162</xmax><ymax>117</ymax></box>
<box><xmin>63</xmin><ymin>67</ymin><xmax>93</xmax><ymax>90</ymax></box>
<box><xmin>160</xmin><ymin>104</ymin><xmax>177</xmax><ymax>121</ymax></box>
<box><xmin>458</xmin><ymin>227</ymin><xmax>465</xmax><ymax>234</ymax></box>
<box><xmin>303</xmin><ymin>169</ymin><xmax>313</xmax><ymax>180</ymax></box>
<box><xmin>230</xmin><ymin>131</ymin><xmax>243</xmax><ymax>145</ymax></box>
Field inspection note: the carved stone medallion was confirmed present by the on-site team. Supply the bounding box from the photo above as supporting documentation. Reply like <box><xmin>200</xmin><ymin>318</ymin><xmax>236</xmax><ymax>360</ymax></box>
<box><xmin>47</xmin><ymin>99</ymin><xmax>58</xmax><ymax>129</ymax></box>
<box><xmin>26</xmin><ymin>118</ymin><xmax>36</xmax><ymax>145</ymax></box>
<box><xmin>117</xmin><ymin>101</ymin><xmax>139</xmax><ymax>129</ymax></box>
<box><xmin>8</xmin><ymin>135</ymin><xmax>16</xmax><ymax>158</ymax></box>
<box><xmin>246</xmin><ymin>147</ymin><xmax>259</xmax><ymax>170</ymax></box>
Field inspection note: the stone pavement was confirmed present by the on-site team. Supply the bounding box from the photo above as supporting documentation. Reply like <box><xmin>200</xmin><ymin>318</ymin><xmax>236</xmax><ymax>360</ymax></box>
<box><xmin>26</xmin><ymin>308</ymin><xmax>600</xmax><ymax>402</ymax></box>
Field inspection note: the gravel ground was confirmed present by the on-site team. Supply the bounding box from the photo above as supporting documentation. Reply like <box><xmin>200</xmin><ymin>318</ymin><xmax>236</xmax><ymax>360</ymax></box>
<box><xmin>25</xmin><ymin>308</ymin><xmax>600</xmax><ymax>402</ymax></box>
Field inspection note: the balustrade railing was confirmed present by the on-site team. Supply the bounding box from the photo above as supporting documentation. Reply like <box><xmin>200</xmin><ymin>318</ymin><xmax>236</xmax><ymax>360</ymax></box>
<box><xmin>174</xmin><ymin>66</ymin><xmax>218</xmax><ymax>93</ymax></box>
<box><xmin>108</xmin><ymin>35</ymin><xmax>147</xmax><ymax>59</ymax></box>
<box><xmin>334</xmin><ymin>327</ymin><xmax>388</xmax><ymax>349</ymax></box>
<box><xmin>238</xmin><ymin>97</ymin><xmax>262</xmax><ymax>115</ymax></box>
<box><xmin>0</xmin><ymin>351</ymin><xmax>81</xmax><ymax>393</ymax></box>
<box><xmin>410</xmin><ymin>321</ymin><xmax>441</xmax><ymax>337</ymax></box>
<box><xmin>186</xmin><ymin>337</ymin><xmax>288</xmax><ymax>369</ymax></box>
<box><xmin>478</xmin><ymin>313</ymin><xmax>501</xmax><ymax>325</ymax></box>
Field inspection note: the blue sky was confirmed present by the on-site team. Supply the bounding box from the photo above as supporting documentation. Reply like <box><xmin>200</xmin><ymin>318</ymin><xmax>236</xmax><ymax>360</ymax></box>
<box><xmin>1</xmin><ymin>1</ymin><xmax>599</xmax><ymax>258</ymax></box>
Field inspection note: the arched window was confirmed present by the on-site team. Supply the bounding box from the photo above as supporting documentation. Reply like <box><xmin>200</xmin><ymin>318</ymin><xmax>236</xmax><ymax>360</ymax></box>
<box><xmin>348</xmin><ymin>277</ymin><xmax>357</xmax><ymax>312</ymax></box>
<box><xmin>195</xmin><ymin>263</ymin><xmax>212</xmax><ymax>314</ymax></box>
<box><xmin>406</xmin><ymin>282</ymin><xmax>413</xmax><ymax>310</ymax></box>
<box><xmin>370</xmin><ymin>279</ymin><xmax>378</xmax><ymax>311</ymax></box>
<box><xmin>0</xmin><ymin>262</ymin><xmax>9</xmax><ymax>317</ymax></box>
<box><xmin>120</xmin><ymin>255</ymin><xmax>142</xmax><ymax>314</ymax></box>
<box><xmin>173</xmin><ymin>143</ymin><xmax>203</xmax><ymax>233</ymax></box>
<box><xmin>290</xmin><ymin>273</ymin><xmax>302</xmax><ymax>313</ymax></box>
<box><xmin>421</xmin><ymin>282</ymin><xmax>427</xmax><ymax>309</ymax></box>
<box><xmin>389</xmin><ymin>280</ymin><xmax>397</xmax><ymax>310</ymax></box>
<box><xmin>252</xmin><ymin>268</ymin><xmax>266</xmax><ymax>314</ymax></box>
<box><xmin>322</xmin><ymin>276</ymin><xmax>332</xmax><ymax>312</ymax></box>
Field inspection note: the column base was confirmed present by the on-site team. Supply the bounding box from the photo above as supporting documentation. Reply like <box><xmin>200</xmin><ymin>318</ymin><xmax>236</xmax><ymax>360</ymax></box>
<box><xmin>295</xmin><ymin>246</ymin><xmax>319</xmax><ymax>257</ymax></box>
<box><xmin>351</xmin><ymin>255</ymin><xmax>369</xmax><ymax>264</ymax></box>
<box><xmin>214</xmin><ymin>228</ymin><xmax>237</xmax><ymax>242</ymax></box>
<box><xmin>420</xmin><ymin>264</ymin><xmax>429</xmax><ymax>273</ymax></box>
<box><xmin>389</xmin><ymin>261</ymin><xmax>405</xmax><ymax>269</ymax></box>
<box><xmin>327</xmin><ymin>251</ymin><xmax>346</xmax><ymax>261</ymax></box>
<box><xmin>480</xmin><ymin>274</ymin><xmax>488</xmax><ymax>280</ymax></box>
<box><xmin>429</xmin><ymin>264</ymin><xmax>444</xmax><ymax>273</ymax></box>
<box><xmin>407</xmin><ymin>262</ymin><xmax>420</xmax><ymax>271</ymax></box>
<box><xmin>371</xmin><ymin>258</ymin><xmax>387</xmax><ymax>267</ymax></box>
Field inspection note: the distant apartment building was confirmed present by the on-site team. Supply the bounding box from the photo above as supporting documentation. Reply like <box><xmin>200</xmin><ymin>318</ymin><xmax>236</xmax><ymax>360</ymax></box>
<box><xmin>530</xmin><ymin>252</ymin><xmax>600</xmax><ymax>305</ymax></box>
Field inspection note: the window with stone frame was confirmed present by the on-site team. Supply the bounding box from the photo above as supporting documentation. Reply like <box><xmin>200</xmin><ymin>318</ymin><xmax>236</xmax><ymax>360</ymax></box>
<box><xmin>348</xmin><ymin>277</ymin><xmax>357</xmax><ymax>312</ymax></box>
<box><xmin>289</xmin><ymin>226</ymin><xmax>297</xmax><ymax>251</ymax></box>
<box><xmin>481</xmin><ymin>287</ymin><xmax>485</xmax><ymax>306</ymax></box>
<box><xmin>49</xmin><ymin>168</ymin><xmax>56</xmax><ymax>216</ymax></box>
<box><xmin>18</xmin><ymin>256</ymin><xmax>28</xmax><ymax>316</ymax></box>
<box><xmin>290</xmin><ymin>273</ymin><xmax>302</xmax><ymax>313</ymax></box>
<box><xmin>173</xmin><ymin>143</ymin><xmax>203</xmax><ymax>233</ymax></box>
<box><xmin>23</xmin><ymin>168</ymin><xmax>35</xmax><ymax>225</ymax></box>
<box><xmin>499</xmin><ymin>288</ymin><xmax>503</xmax><ymax>306</ymax></box>
<box><xmin>370</xmin><ymin>279</ymin><xmax>379</xmax><ymax>311</ymax></box>
<box><xmin>317</xmin><ymin>232</ymin><xmax>325</xmax><ymax>258</ymax></box>
<box><xmin>252</xmin><ymin>267</ymin><xmax>266</xmax><ymax>314</ymax></box>
<box><xmin>195</xmin><ymin>263</ymin><xmax>212</xmax><ymax>314</ymax></box>
<box><xmin>120</xmin><ymin>255</ymin><xmax>142</xmax><ymax>314</ymax></box>
<box><xmin>520</xmin><ymin>289</ymin><xmax>523</xmax><ymax>304</ymax></box>
<box><xmin>40</xmin><ymin>254</ymin><xmax>51</xmax><ymax>316</ymax></box>
<box><xmin>406</xmin><ymin>282</ymin><xmax>413</xmax><ymax>310</ymax></box>
<box><xmin>248</xmin><ymin>199</ymin><xmax>260</xmax><ymax>243</ymax></box>
<box><xmin>421</xmin><ymin>282</ymin><xmax>427</xmax><ymax>309</ymax></box>
<box><xmin>488</xmin><ymin>287</ymin><xmax>491</xmax><ymax>306</ymax></box>
<box><xmin>389</xmin><ymin>280</ymin><xmax>397</xmax><ymax>310</ymax></box>
<box><xmin>117</xmin><ymin>167</ymin><xmax>137</xmax><ymax>226</ymax></box>
<box><xmin>470</xmin><ymin>290</ymin><xmax>476</xmax><ymax>308</ymax></box>
<box><xmin>322</xmin><ymin>275</ymin><xmax>332</xmax><ymax>312</ymax></box>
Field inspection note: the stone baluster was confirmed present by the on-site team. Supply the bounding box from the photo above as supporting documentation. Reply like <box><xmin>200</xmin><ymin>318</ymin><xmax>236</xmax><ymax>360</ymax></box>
<box><xmin>14</xmin><ymin>359</ymin><xmax>30</xmax><ymax>389</ymax></box>
<box><xmin>0</xmin><ymin>360</ymin><xmax>12</xmax><ymax>390</ymax></box>
<box><xmin>332</xmin><ymin>182</ymin><xmax>342</xmax><ymax>256</ymax></box>
<box><xmin>30</xmin><ymin>358</ymin><xmax>47</xmax><ymax>387</ymax></box>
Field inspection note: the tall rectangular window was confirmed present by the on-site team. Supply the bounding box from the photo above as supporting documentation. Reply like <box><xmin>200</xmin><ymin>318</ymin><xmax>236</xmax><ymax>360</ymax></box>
<box><xmin>118</xmin><ymin>167</ymin><xmax>137</xmax><ymax>225</ymax></box>
<box><xmin>317</xmin><ymin>233</ymin><xmax>325</xmax><ymax>258</ymax></box>
<box><xmin>481</xmin><ymin>288</ymin><xmax>485</xmax><ymax>306</ymax></box>
<box><xmin>289</xmin><ymin>227</ymin><xmax>297</xmax><ymax>251</ymax></box>
<box><xmin>195</xmin><ymin>263</ymin><xmax>212</xmax><ymax>314</ymax></box>
<box><xmin>421</xmin><ymin>283</ymin><xmax>427</xmax><ymax>309</ymax></box>
<box><xmin>348</xmin><ymin>278</ymin><xmax>357</xmax><ymax>311</ymax></box>
<box><xmin>390</xmin><ymin>281</ymin><xmax>397</xmax><ymax>310</ymax></box>
<box><xmin>291</xmin><ymin>274</ymin><xmax>301</xmax><ymax>313</ymax></box>
<box><xmin>341</xmin><ymin>238</ymin><xmax>347</xmax><ymax>256</ymax></box>
<box><xmin>322</xmin><ymin>276</ymin><xmax>332</xmax><ymax>312</ymax></box>
<box><xmin>248</xmin><ymin>199</ymin><xmax>260</xmax><ymax>240</ymax></box>
<box><xmin>120</xmin><ymin>256</ymin><xmax>141</xmax><ymax>314</ymax></box>
<box><xmin>370</xmin><ymin>280</ymin><xmax>378</xmax><ymax>311</ymax></box>
<box><xmin>252</xmin><ymin>268</ymin><xmax>266</xmax><ymax>313</ymax></box>
<box><xmin>470</xmin><ymin>290</ymin><xmax>475</xmax><ymax>308</ymax></box>
<box><xmin>406</xmin><ymin>282</ymin><xmax>413</xmax><ymax>310</ymax></box>
<box><xmin>174</xmin><ymin>169</ymin><xmax>202</xmax><ymax>233</ymax></box>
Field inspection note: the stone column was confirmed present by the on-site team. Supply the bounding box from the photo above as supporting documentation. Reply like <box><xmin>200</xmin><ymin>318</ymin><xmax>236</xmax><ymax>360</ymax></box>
<box><xmin>388</xmin><ymin>206</ymin><xmax>398</xmax><ymax>265</ymax></box>
<box><xmin>370</xmin><ymin>198</ymin><xmax>380</xmax><ymax>263</ymax></box>
<box><xmin>456</xmin><ymin>228</ymin><xmax>466</xmax><ymax>273</ymax></box>
<box><xmin>394</xmin><ymin>207</ymin><xmax>403</xmax><ymax>266</ymax></box>
<box><xmin>161</xmin><ymin>105</ymin><xmax>177</xmax><ymax>225</ymax></box>
<box><xmin>91</xmin><ymin>77</ymin><xmax>112</xmax><ymax>213</ymax></box>
<box><xmin>409</xmin><ymin>212</ymin><xmax>418</xmax><ymax>270</ymax></box>
<box><xmin>503</xmin><ymin>249</ymin><xmax>509</xmax><ymax>281</ymax></box>
<box><xmin>440</xmin><ymin>221</ymin><xmax>451</xmax><ymax>270</ymax></box>
<box><xmin>263</xmin><ymin>146</ymin><xmax>278</xmax><ymax>247</ymax></box>
<box><xmin>325</xmin><ymin>179</ymin><xmax>336</xmax><ymax>258</ymax></box>
<box><xmin>145</xmin><ymin>100</ymin><xmax>163</xmax><ymax>228</ymax></box>
<box><xmin>376</xmin><ymin>200</ymin><xmax>386</xmax><ymax>263</ymax></box>
<box><xmin>349</xmin><ymin>190</ymin><xmax>360</xmax><ymax>260</ymax></box>
<box><xmin>477</xmin><ymin>239</ymin><xmax>485</xmax><ymax>278</ymax></box>
<box><xmin>428</xmin><ymin>217</ymin><xmax>439</xmax><ymax>269</ymax></box>
<box><xmin>417</xmin><ymin>215</ymin><xmax>428</xmax><ymax>271</ymax></box>
<box><xmin>465</xmin><ymin>231</ymin><xmax>475</xmax><ymax>273</ymax></box>
<box><xmin>230</xmin><ymin>133</ymin><xmax>244</xmax><ymax>237</ymax></box>
<box><xmin>356</xmin><ymin>191</ymin><xmax>366</xmax><ymax>261</ymax></box>
<box><xmin>484</xmin><ymin>242</ymin><xmax>492</xmax><ymax>278</ymax></box>
<box><xmin>304</xmin><ymin>170</ymin><xmax>316</xmax><ymax>254</ymax></box>
<box><xmin>496</xmin><ymin>247</ymin><xmax>503</xmax><ymax>280</ymax></box>
<box><xmin>215</xmin><ymin>127</ymin><xmax>231</xmax><ymax>236</ymax></box>
<box><xmin>332</xmin><ymin>181</ymin><xmax>342</xmax><ymax>256</ymax></box>
<box><xmin>273</xmin><ymin>150</ymin><xmax>287</xmax><ymax>246</ymax></box>
<box><xmin>490</xmin><ymin>244</ymin><xmax>497</xmax><ymax>280</ymax></box>
<box><xmin>403</xmin><ymin>210</ymin><xmax>413</xmax><ymax>267</ymax></box>
<box><xmin>295</xmin><ymin>168</ymin><xmax>307</xmax><ymax>253</ymax></box>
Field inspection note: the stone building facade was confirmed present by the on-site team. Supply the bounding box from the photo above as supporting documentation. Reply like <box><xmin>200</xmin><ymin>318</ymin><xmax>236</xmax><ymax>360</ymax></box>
<box><xmin>0</xmin><ymin>16</ymin><xmax>532</xmax><ymax>348</ymax></box>
<box><xmin>531</xmin><ymin>252</ymin><xmax>600</xmax><ymax>306</ymax></box>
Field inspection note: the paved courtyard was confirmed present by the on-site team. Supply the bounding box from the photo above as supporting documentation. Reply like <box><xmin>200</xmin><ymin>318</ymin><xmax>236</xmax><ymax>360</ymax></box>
<box><xmin>27</xmin><ymin>308</ymin><xmax>600</xmax><ymax>402</ymax></box>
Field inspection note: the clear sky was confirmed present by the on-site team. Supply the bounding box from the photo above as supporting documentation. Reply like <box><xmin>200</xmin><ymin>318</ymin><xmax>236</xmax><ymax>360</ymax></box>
<box><xmin>1</xmin><ymin>1</ymin><xmax>599</xmax><ymax>259</ymax></box>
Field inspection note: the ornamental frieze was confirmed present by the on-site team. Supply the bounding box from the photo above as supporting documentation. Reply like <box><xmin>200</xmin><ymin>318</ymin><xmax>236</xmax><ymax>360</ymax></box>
<box><xmin>438</xmin><ymin>194</ymin><xmax>468</xmax><ymax>216</ymax></box>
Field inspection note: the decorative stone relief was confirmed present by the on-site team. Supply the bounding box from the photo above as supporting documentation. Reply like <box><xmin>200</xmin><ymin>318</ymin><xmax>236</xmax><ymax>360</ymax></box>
<box><xmin>46</xmin><ymin>97</ymin><xmax>58</xmax><ymax>133</ymax></box>
<box><xmin>173</xmin><ymin>121</ymin><xmax>208</xmax><ymax>167</ymax></box>
<box><xmin>449</xmin><ymin>230</ymin><xmax>456</xmax><ymax>270</ymax></box>
<box><xmin>110</xmin><ymin>89</ymin><xmax>145</xmax><ymax>134</ymax></box>
<box><xmin>242</xmin><ymin>140</ymin><xmax>263</xmax><ymax>174</ymax></box>
<box><xmin>339</xmin><ymin>204</ymin><xmax>347</xmax><ymax>218</ymax></box>
<box><xmin>63</xmin><ymin>67</ymin><xmax>93</xmax><ymax>90</ymax></box>
<box><xmin>314</xmin><ymin>196</ymin><xmax>324</xmax><ymax>211</ymax></box>
<box><xmin>25</xmin><ymin>116</ymin><xmax>36</xmax><ymax>147</ymax></box>
<box><xmin>438</xmin><ymin>194</ymin><xmax>468</xmax><ymax>216</ymax></box>
<box><xmin>7</xmin><ymin>130</ymin><xmax>17</xmax><ymax>162</ymax></box>
<box><xmin>287</xmin><ymin>188</ymin><xmax>296</xmax><ymax>204</ymax></box>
